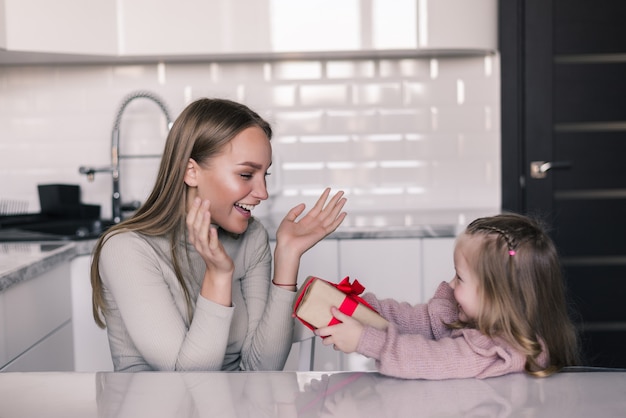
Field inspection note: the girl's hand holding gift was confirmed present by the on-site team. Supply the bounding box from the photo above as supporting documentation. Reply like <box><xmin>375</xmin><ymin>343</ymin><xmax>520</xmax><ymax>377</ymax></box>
<box><xmin>316</xmin><ymin>307</ymin><xmax>364</xmax><ymax>353</ymax></box>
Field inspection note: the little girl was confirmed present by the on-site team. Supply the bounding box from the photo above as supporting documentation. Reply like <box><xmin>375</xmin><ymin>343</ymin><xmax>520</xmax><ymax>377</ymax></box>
<box><xmin>317</xmin><ymin>213</ymin><xmax>581</xmax><ymax>379</ymax></box>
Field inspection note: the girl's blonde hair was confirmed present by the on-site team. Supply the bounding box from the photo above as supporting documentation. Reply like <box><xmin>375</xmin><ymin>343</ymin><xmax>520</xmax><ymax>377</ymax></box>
<box><xmin>91</xmin><ymin>98</ymin><xmax>272</xmax><ymax>328</ymax></box>
<box><xmin>455</xmin><ymin>213</ymin><xmax>580</xmax><ymax>376</ymax></box>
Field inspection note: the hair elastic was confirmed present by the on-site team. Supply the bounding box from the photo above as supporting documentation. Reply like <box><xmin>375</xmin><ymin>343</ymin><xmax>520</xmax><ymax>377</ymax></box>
<box><xmin>272</xmin><ymin>280</ymin><xmax>297</xmax><ymax>290</ymax></box>
<box><xmin>509</xmin><ymin>250</ymin><xmax>516</xmax><ymax>256</ymax></box>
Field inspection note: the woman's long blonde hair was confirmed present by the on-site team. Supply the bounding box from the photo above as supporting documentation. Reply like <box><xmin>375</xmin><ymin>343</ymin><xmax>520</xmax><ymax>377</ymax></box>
<box><xmin>452</xmin><ymin>213</ymin><xmax>580</xmax><ymax>376</ymax></box>
<box><xmin>91</xmin><ymin>98</ymin><xmax>272</xmax><ymax>328</ymax></box>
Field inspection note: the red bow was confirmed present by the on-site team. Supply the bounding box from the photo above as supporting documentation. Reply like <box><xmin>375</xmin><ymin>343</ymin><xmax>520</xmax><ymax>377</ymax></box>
<box><xmin>335</xmin><ymin>277</ymin><xmax>365</xmax><ymax>296</ymax></box>
<box><xmin>327</xmin><ymin>276</ymin><xmax>372</xmax><ymax>326</ymax></box>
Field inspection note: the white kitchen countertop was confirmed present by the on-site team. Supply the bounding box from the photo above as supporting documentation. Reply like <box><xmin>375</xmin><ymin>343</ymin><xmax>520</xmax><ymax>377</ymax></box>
<box><xmin>257</xmin><ymin>207</ymin><xmax>492</xmax><ymax>240</ymax></box>
<box><xmin>0</xmin><ymin>208</ymin><xmax>493</xmax><ymax>293</ymax></box>
<box><xmin>0</xmin><ymin>369</ymin><xmax>624</xmax><ymax>417</ymax></box>
<box><xmin>0</xmin><ymin>242</ymin><xmax>77</xmax><ymax>292</ymax></box>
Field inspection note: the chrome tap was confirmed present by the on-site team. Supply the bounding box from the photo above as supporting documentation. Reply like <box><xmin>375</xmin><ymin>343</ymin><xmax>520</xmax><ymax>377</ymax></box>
<box><xmin>78</xmin><ymin>165</ymin><xmax>114</xmax><ymax>182</ymax></box>
<box><xmin>79</xmin><ymin>90</ymin><xmax>173</xmax><ymax>223</ymax></box>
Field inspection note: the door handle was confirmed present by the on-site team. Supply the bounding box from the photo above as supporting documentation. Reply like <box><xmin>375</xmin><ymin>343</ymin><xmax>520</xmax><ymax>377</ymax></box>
<box><xmin>530</xmin><ymin>161</ymin><xmax>572</xmax><ymax>179</ymax></box>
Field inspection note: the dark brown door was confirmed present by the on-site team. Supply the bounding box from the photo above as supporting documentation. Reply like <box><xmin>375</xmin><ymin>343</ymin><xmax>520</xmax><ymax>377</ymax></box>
<box><xmin>501</xmin><ymin>0</ymin><xmax>626</xmax><ymax>367</ymax></box>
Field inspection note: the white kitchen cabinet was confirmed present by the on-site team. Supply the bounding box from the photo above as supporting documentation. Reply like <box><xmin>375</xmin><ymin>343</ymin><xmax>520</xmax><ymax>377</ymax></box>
<box><xmin>418</xmin><ymin>0</ymin><xmax>497</xmax><ymax>51</ymax></box>
<box><xmin>336</xmin><ymin>238</ymin><xmax>423</xmax><ymax>371</ymax></box>
<box><xmin>118</xmin><ymin>0</ymin><xmax>271</xmax><ymax>56</ymax></box>
<box><xmin>119</xmin><ymin>0</ymin><xmax>496</xmax><ymax>57</ymax></box>
<box><xmin>70</xmin><ymin>255</ymin><xmax>113</xmax><ymax>372</ymax></box>
<box><xmin>120</xmin><ymin>0</ymin><xmax>496</xmax><ymax>57</ymax></box>
<box><xmin>338</xmin><ymin>237</ymin><xmax>455</xmax><ymax>306</ymax></box>
<box><xmin>117</xmin><ymin>0</ymin><xmax>412</xmax><ymax>56</ymax></box>
<box><xmin>0</xmin><ymin>261</ymin><xmax>74</xmax><ymax>371</ymax></box>
<box><xmin>339</xmin><ymin>239</ymin><xmax>423</xmax><ymax>304</ymax></box>
<box><xmin>1</xmin><ymin>322</ymin><xmax>73</xmax><ymax>372</ymax></box>
<box><xmin>0</xmin><ymin>0</ymin><xmax>117</xmax><ymax>55</ymax></box>
<box><xmin>285</xmin><ymin>237</ymin><xmax>455</xmax><ymax>372</ymax></box>
<box><xmin>1</xmin><ymin>0</ymin><xmax>496</xmax><ymax>64</ymax></box>
<box><xmin>0</xmin><ymin>293</ymin><xmax>4</xmax><ymax>366</ymax></box>
<box><xmin>422</xmin><ymin>237</ymin><xmax>456</xmax><ymax>301</ymax></box>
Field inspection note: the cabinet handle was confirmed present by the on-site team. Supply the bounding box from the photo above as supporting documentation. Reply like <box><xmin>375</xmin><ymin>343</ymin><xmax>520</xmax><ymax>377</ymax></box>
<box><xmin>530</xmin><ymin>161</ymin><xmax>572</xmax><ymax>179</ymax></box>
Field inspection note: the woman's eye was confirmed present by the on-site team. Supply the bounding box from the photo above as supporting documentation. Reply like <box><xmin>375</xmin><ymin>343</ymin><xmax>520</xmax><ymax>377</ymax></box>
<box><xmin>240</xmin><ymin>171</ymin><xmax>270</xmax><ymax>180</ymax></box>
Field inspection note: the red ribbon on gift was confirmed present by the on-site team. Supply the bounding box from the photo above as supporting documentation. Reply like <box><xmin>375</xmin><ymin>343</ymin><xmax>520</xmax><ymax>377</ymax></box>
<box><xmin>293</xmin><ymin>276</ymin><xmax>378</xmax><ymax>331</ymax></box>
<box><xmin>327</xmin><ymin>277</ymin><xmax>367</xmax><ymax>326</ymax></box>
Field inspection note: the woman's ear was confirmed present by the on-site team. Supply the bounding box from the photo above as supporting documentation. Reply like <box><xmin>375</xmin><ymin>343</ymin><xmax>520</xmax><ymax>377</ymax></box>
<box><xmin>184</xmin><ymin>158</ymin><xmax>199</xmax><ymax>187</ymax></box>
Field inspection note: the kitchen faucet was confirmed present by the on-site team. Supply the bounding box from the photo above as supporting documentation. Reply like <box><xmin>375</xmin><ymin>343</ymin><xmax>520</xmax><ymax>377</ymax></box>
<box><xmin>79</xmin><ymin>90</ymin><xmax>173</xmax><ymax>223</ymax></box>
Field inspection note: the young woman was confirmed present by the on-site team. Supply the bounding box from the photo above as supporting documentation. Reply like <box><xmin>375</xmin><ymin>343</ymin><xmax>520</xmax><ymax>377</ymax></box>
<box><xmin>91</xmin><ymin>98</ymin><xmax>347</xmax><ymax>372</ymax></box>
<box><xmin>318</xmin><ymin>213</ymin><xmax>580</xmax><ymax>379</ymax></box>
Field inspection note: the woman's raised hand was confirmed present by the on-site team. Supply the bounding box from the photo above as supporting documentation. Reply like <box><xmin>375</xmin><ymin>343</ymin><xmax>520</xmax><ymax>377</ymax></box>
<box><xmin>187</xmin><ymin>197</ymin><xmax>234</xmax><ymax>305</ymax></box>
<box><xmin>275</xmin><ymin>188</ymin><xmax>347</xmax><ymax>257</ymax></box>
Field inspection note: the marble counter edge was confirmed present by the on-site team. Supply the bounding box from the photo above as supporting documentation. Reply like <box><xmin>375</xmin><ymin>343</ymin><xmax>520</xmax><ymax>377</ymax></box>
<box><xmin>0</xmin><ymin>212</ymin><xmax>465</xmax><ymax>294</ymax></box>
<box><xmin>0</xmin><ymin>243</ymin><xmax>78</xmax><ymax>293</ymax></box>
<box><xmin>256</xmin><ymin>219</ymin><xmax>461</xmax><ymax>241</ymax></box>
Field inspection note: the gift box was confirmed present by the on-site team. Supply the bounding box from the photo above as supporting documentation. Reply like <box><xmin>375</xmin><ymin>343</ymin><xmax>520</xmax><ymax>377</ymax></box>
<box><xmin>293</xmin><ymin>276</ymin><xmax>388</xmax><ymax>331</ymax></box>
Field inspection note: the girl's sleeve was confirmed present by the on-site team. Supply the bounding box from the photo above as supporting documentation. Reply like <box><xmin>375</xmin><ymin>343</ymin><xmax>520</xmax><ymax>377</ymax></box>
<box><xmin>100</xmin><ymin>233</ymin><xmax>234</xmax><ymax>371</ymax></box>
<box><xmin>362</xmin><ymin>281</ymin><xmax>458</xmax><ymax>338</ymax></box>
<box><xmin>356</xmin><ymin>325</ymin><xmax>527</xmax><ymax>379</ymax></box>
<box><xmin>238</xmin><ymin>227</ymin><xmax>296</xmax><ymax>371</ymax></box>
<box><xmin>356</xmin><ymin>283</ymin><xmax>526</xmax><ymax>379</ymax></box>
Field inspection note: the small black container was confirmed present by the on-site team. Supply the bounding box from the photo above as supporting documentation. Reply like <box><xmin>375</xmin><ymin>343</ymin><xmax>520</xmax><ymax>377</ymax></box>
<box><xmin>37</xmin><ymin>184</ymin><xmax>100</xmax><ymax>220</ymax></box>
<box><xmin>38</xmin><ymin>184</ymin><xmax>81</xmax><ymax>217</ymax></box>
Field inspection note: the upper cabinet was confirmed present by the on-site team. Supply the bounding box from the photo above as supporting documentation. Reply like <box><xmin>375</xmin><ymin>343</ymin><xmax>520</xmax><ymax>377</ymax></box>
<box><xmin>418</xmin><ymin>0</ymin><xmax>497</xmax><ymax>51</ymax></box>
<box><xmin>119</xmin><ymin>0</ymin><xmax>271</xmax><ymax>56</ymax></box>
<box><xmin>121</xmin><ymin>0</ymin><xmax>497</xmax><ymax>56</ymax></box>
<box><xmin>0</xmin><ymin>0</ymin><xmax>496</xmax><ymax>64</ymax></box>
<box><xmin>0</xmin><ymin>0</ymin><xmax>117</xmax><ymax>55</ymax></box>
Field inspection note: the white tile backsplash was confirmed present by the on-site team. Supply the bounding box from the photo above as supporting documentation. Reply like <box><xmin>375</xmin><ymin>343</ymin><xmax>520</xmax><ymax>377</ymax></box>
<box><xmin>326</xmin><ymin>60</ymin><xmax>376</xmax><ymax>79</ymax></box>
<box><xmin>273</xmin><ymin>61</ymin><xmax>323</xmax><ymax>80</ymax></box>
<box><xmin>0</xmin><ymin>54</ymin><xmax>500</xmax><ymax>219</ymax></box>
<box><xmin>380</xmin><ymin>59</ymin><xmax>429</xmax><ymax>78</ymax></box>
<box><xmin>353</xmin><ymin>82</ymin><xmax>403</xmax><ymax>106</ymax></box>
<box><xmin>299</xmin><ymin>84</ymin><xmax>350</xmax><ymax>107</ymax></box>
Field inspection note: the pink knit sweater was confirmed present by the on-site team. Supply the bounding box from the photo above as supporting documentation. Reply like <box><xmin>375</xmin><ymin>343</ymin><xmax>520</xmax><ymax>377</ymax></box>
<box><xmin>357</xmin><ymin>282</ymin><xmax>547</xmax><ymax>380</ymax></box>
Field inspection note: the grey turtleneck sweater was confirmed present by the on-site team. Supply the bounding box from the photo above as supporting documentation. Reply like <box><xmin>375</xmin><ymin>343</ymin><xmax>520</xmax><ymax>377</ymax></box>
<box><xmin>98</xmin><ymin>218</ymin><xmax>296</xmax><ymax>371</ymax></box>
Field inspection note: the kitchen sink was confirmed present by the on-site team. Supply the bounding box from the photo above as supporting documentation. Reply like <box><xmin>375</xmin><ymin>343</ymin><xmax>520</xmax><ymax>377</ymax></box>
<box><xmin>0</xmin><ymin>218</ymin><xmax>115</xmax><ymax>242</ymax></box>
<box><xmin>20</xmin><ymin>219</ymin><xmax>115</xmax><ymax>237</ymax></box>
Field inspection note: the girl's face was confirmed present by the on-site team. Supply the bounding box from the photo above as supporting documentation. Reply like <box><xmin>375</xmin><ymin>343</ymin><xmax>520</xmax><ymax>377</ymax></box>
<box><xmin>450</xmin><ymin>233</ymin><xmax>482</xmax><ymax>322</ymax></box>
<box><xmin>187</xmin><ymin>126</ymin><xmax>272</xmax><ymax>234</ymax></box>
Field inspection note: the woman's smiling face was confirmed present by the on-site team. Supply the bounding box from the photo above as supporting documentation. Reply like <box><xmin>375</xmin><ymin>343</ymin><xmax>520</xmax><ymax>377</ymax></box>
<box><xmin>187</xmin><ymin>126</ymin><xmax>272</xmax><ymax>235</ymax></box>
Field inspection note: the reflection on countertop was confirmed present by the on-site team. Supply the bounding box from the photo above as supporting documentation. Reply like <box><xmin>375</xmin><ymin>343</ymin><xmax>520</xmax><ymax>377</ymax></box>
<box><xmin>0</xmin><ymin>369</ymin><xmax>625</xmax><ymax>418</ymax></box>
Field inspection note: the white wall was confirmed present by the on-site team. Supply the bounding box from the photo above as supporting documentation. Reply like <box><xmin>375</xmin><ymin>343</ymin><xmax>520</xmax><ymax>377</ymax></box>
<box><xmin>0</xmin><ymin>54</ymin><xmax>500</xmax><ymax>220</ymax></box>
